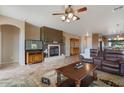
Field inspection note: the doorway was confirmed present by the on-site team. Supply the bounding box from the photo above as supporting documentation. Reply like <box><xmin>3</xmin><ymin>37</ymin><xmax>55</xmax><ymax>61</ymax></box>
<box><xmin>0</xmin><ymin>25</ymin><xmax>20</xmax><ymax>65</ymax></box>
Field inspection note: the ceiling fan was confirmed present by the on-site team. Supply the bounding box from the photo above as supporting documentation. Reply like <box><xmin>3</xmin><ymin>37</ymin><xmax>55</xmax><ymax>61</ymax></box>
<box><xmin>52</xmin><ymin>5</ymin><xmax>87</xmax><ymax>22</ymax></box>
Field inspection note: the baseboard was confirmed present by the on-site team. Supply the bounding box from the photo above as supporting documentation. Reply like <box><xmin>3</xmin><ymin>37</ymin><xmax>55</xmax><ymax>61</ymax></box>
<box><xmin>0</xmin><ymin>60</ymin><xmax>18</xmax><ymax>65</ymax></box>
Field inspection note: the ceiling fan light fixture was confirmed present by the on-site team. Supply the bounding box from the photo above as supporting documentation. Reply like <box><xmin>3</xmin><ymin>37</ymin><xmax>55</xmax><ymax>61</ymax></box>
<box><xmin>61</xmin><ymin>15</ymin><xmax>66</xmax><ymax>21</ymax></box>
<box><xmin>53</xmin><ymin>5</ymin><xmax>87</xmax><ymax>22</ymax></box>
<box><xmin>66</xmin><ymin>18</ymin><xmax>70</xmax><ymax>22</ymax></box>
<box><xmin>68</xmin><ymin>13</ymin><xmax>73</xmax><ymax>19</ymax></box>
<box><xmin>72</xmin><ymin>15</ymin><xmax>78</xmax><ymax>21</ymax></box>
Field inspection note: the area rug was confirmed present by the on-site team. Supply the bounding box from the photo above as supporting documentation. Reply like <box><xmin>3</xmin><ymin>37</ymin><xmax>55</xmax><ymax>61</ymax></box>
<box><xmin>0</xmin><ymin>70</ymin><xmax>123</xmax><ymax>87</ymax></box>
<box><xmin>89</xmin><ymin>79</ymin><xmax>120</xmax><ymax>87</ymax></box>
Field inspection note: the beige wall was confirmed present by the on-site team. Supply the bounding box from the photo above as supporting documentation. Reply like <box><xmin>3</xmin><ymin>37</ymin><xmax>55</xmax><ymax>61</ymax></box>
<box><xmin>80</xmin><ymin>35</ymin><xmax>92</xmax><ymax>53</ymax></box>
<box><xmin>0</xmin><ymin>26</ymin><xmax>1</xmax><ymax>64</ymax></box>
<box><xmin>92</xmin><ymin>33</ymin><xmax>99</xmax><ymax>49</ymax></box>
<box><xmin>1</xmin><ymin>25</ymin><xmax>19</xmax><ymax>64</ymax></box>
<box><xmin>25</xmin><ymin>22</ymin><xmax>40</xmax><ymax>40</ymax></box>
<box><xmin>63</xmin><ymin>32</ymin><xmax>81</xmax><ymax>56</ymax></box>
<box><xmin>0</xmin><ymin>15</ymin><xmax>25</xmax><ymax>65</ymax></box>
<box><xmin>80</xmin><ymin>36</ymin><xmax>86</xmax><ymax>53</ymax></box>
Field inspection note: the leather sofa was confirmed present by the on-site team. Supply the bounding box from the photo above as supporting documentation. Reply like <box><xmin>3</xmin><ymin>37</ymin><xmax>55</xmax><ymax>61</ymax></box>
<box><xmin>92</xmin><ymin>49</ymin><xmax>124</xmax><ymax>75</ymax></box>
<box><xmin>80</xmin><ymin>48</ymin><xmax>124</xmax><ymax>75</ymax></box>
<box><xmin>101</xmin><ymin>49</ymin><xmax>124</xmax><ymax>75</ymax></box>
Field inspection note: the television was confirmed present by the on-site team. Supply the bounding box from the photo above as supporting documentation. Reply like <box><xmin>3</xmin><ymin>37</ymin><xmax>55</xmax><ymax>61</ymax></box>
<box><xmin>25</xmin><ymin>40</ymin><xmax>43</xmax><ymax>50</ymax></box>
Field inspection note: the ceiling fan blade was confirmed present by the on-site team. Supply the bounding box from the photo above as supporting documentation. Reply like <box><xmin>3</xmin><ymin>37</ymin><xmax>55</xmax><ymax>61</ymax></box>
<box><xmin>52</xmin><ymin>13</ymin><xmax>65</xmax><ymax>15</ymax></box>
<box><xmin>75</xmin><ymin>7</ymin><xmax>87</xmax><ymax>13</ymax></box>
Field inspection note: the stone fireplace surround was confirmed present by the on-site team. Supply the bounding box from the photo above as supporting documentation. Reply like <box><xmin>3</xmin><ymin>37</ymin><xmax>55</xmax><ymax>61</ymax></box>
<box><xmin>44</xmin><ymin>44</ymin><xmax>65</xmax><ymax>62</ymax></box>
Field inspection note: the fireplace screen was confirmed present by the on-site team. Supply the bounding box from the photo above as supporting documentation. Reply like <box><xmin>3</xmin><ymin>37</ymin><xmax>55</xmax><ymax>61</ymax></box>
<box><xmin>48</xmin><ymin>44</ymin><xmax>60</xmax><ymax>57</ymax></box>
<box><xmin>50</xmin><ymin>46</ymin><xmax>59</xmax><ymax>57</ymax></box>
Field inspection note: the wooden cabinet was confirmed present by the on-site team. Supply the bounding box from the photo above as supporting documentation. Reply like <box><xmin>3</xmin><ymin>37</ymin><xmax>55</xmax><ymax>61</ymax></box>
<box><xmin>70</xmin><ymin>38</ymin><xmax>80</xmax><ymax>56</ymax></box>
<box><xmin>25</xmin><ymin>50</ymin><xmax>44</xmax><ymax>64</ymax></box>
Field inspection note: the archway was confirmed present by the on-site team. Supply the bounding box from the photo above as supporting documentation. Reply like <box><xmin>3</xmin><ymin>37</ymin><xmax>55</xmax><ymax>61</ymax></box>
<box><xmin>0</xmin><ymin>24</ymin><xmax>20</xmax><ymax>65</ymax></box>
<box><xmin>0</xmin><ymin>15</ymin><xmax>25</xmax><ymax>65</ymax></box>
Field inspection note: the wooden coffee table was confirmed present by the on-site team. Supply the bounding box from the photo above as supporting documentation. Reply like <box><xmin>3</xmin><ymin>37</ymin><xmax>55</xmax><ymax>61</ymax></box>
<box><xmin>56</xmin><ymin>62</ymin><xmax>97</xmax><ymax>87</ymax></box>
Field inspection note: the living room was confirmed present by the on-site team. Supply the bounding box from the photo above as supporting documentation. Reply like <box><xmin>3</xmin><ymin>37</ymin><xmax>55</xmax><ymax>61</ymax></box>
<box><xmin>0</xmin><ymin>2</ymin><xmax>124</xmax><ymax>90</ymax></box>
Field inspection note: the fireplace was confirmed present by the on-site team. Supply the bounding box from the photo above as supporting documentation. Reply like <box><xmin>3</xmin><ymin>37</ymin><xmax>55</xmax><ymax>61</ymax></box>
<box><xmin>48</xmin><ymin>44</ymin><xmax>60</xmax><ymax>57</ymax></box>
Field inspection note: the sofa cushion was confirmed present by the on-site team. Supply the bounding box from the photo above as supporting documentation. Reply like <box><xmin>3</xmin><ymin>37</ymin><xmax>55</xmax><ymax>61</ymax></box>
<box><xmin>117</xmin><ymin>55</ymin><xmax>124</xmax><ymax>60</ymax></box>
<box><xmin>105</xmin><ymin>57</ymin><xmax>120</xmax><ymax>62</ymax></box>
<box><xmin>102</xmin><ymin>61</ymin><xmax>119</xmax><ymax>68</ymax></box>
<box><xmin>102</xmin><ymin>66</ymin><xmax>119</xmax><ymax>73</ymax></box>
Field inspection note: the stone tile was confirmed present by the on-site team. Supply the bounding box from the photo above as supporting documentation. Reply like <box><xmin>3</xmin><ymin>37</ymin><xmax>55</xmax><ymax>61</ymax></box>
<box><xmin>0</xmin><ymin>55</ymin><xmax>124</xmax><ymax>87</ymax></box>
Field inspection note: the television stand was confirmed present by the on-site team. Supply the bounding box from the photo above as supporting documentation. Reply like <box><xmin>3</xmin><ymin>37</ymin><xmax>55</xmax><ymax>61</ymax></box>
<box><xmin>25</xmin><ymin>50</ymin><xmax>44</xmax><ymax>64</ymax></box>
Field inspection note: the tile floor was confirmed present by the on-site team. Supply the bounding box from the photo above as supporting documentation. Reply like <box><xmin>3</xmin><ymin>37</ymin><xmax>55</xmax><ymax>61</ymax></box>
<box><xmin>0</xmin><ymin>55</ymin><xmax>124</xmax><ymax>87</ymax></box>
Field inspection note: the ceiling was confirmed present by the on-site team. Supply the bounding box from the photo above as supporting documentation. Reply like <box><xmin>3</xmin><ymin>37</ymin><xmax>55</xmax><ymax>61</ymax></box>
<box><xmin>0</xmin><ymin>5</ymin><xmax>124</xmax><ymax>36</ymax></box>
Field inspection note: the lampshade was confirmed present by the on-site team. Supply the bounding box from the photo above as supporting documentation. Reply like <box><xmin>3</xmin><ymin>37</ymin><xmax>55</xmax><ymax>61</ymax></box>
<box><xmin>65</xmin><ymin>18</ymin><xmax>70</xmax><ymax>22</ymax></box>
<box><xmin>68</xmin><ymin>13</ymin><xmax>73</xmax><ymax>19</ymax></box>
<box><xmin>61</xmin><ymin>16</ymin><xmax>65</xmax><ymax>21</ymax></box>
<box><xmin>72</xmin><ymin>15</ymin><xmax>77</xmax><ymax>21</ymax></box>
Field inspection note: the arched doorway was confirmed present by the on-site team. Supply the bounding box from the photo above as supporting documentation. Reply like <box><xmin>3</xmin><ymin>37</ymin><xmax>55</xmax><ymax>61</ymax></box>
<box><xmin>0</xmin><ymin>24</ymin><xmax>20</xmax><ymax>65</ymax></box>
<box><xmin>0</xmin><ymin>15</ymin><xmax>25</xmax><ymax>66</ymax></box>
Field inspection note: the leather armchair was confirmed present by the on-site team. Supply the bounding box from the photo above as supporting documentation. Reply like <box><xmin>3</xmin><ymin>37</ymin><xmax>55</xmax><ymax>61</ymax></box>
<box><xmin>91</xmin><ymin>49</ymin><xmax>103</xmax><ymax>69</ymax></box>
<box><xmin>81</xmin><ymin>48</ymin><xmax>124</xmax><ymax>75</ymax></box>
<box><xmin>80</xmin><ymin>49</ymin><xmax>99</xmax><ymax>63</ymax></box>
